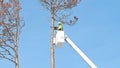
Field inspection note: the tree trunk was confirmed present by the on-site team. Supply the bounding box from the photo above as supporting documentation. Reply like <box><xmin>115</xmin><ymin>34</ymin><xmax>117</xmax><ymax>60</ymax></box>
<box><xmin>15</xmin><ymin>45</ymin><xmax>19</xmax><ymax>68</ymax></box>
<box><xmin>14</xmin><ymin>17</ymin><xmax>19</xmax><ymax>68</ymax></box>
<box><xmin>14</xmin><ymin>29</ymin><xmax>19</xmax><ymax>68</ymax></box>
<box><xmin>50</xmin><ymin>10</ymin><xmax>55</xmax><ymax>68</ymax></box>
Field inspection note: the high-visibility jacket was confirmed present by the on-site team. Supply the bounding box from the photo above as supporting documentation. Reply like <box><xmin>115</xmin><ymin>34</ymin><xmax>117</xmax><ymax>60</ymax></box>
<box><xmin>58</xmin><ymin>24</ymin><xmax>63</xmax><ymax>30</ymax></box>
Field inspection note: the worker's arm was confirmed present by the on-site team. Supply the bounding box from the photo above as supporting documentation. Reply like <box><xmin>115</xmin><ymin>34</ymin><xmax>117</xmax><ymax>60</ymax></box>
<box><xmin>54</xmin><ymin>27</ymin><xmax>58</xmax><ymax>30</ymax></box>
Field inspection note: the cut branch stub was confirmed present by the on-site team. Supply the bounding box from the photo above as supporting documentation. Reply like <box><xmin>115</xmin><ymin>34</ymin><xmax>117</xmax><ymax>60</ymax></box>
<box><xmin>66</xmin><ymin>16</ymin><xmax>78</xmax><ymax>25</ymax></box>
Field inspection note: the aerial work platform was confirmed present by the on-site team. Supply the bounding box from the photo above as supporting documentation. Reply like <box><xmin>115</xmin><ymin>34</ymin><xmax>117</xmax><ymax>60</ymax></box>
<box><xmin>54</xmin><ymin>30</ymin><xmax>97</xmax><ymax>68</ymax></box>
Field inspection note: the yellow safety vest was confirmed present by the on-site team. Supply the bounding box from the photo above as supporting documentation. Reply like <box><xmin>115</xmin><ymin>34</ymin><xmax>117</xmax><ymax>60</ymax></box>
<box><xmin>58</xmin><ymin>24</ymin><xmax>63</xmax><ymax>30</ymax></box>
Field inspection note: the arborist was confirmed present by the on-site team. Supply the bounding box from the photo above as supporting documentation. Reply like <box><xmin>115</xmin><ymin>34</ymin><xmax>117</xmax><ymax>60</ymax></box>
<box><xmin>54</xmin><ymin>22</ymin><xmax>63</xmax><ymax>31</ymax></box>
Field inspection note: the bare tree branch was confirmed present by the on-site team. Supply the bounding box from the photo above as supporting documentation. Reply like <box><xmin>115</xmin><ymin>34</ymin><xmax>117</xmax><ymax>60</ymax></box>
<box><xmin>0</xmin><ymin>0</ymin><xmax>23</xmax><ymax>68</ymax></box>
<box><xmin>40</xmin><ymin>0</ymin><xmax>81</xmax><ymax>25</ymax></box>
<box><xmin>0</xmin><ymin>52</ymin><xmax>15</xmax><ymax>63</ymax></box>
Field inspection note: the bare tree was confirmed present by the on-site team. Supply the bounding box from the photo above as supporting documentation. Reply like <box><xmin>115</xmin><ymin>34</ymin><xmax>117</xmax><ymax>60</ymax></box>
<box><xmin>0</xmin><ymin>0</ymin><xmax>23</xmax><ymax>68</ymax></box>
<box><xmin>39</xmin><ymin>0</ymin><xmax>81</xmax><ymax>68</ymax></box>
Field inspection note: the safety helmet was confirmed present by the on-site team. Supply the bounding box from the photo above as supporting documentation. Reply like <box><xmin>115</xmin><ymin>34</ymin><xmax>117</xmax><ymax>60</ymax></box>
<box><xmin>58</xmin><ymin>22</ymin><xmax>62</xmax><ymax>24</ymax></box>
<box><xmin>58</xmin><ymin>22</ymin><xmax>62</xmax><ymax>25</ymax></box>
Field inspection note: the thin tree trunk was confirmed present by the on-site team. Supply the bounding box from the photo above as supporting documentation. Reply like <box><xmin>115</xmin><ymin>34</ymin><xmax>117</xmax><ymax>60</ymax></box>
<box><xmin>14</xmin><ymin>26</ymin><xmax>19</xmax><ymax>68</ymax></box>
<box><xmin>15</xmin><ymin>45</ymin><xmax>19</xmax><ymax>68</ymax></box>
<box><xmin>14</xmin><ymin>11</ymin><xmax>19</xmax><ymax>68</ymax></box>
<box><xmin>50</xmin><ymin>10</ymin><xmax>55</xmax><ymax>68</ymax></box>
<box><xmin>15</xmin><ymin>0</ymin><xmax>19</xmax><ymax>67</ymax></box>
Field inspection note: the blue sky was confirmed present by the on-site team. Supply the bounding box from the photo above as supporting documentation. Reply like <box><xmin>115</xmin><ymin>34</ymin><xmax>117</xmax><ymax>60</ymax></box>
<box><xmin>0</xmin><ymin>0</ymin><xmax>120</xmax><ymax>68</ymax></box>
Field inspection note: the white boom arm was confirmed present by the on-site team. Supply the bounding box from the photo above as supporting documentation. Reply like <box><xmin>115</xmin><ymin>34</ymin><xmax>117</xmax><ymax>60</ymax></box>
<box><xmin>65</xmin><ymin>35</ymin><xmax>97</xmax><ymax>68</ymax></box>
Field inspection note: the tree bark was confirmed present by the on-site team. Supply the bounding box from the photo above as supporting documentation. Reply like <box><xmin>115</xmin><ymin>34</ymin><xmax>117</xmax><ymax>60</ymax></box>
<box><xmin>15</xmin><ymin>45</ymin><xmax>19</xmax><ymax>68</ymax></box>
<box><xmin>50</xmin><ymin>10</ymin><xmax>55</xmax><ymax>68</ymax></box>
<box><xmin>14</xmin><ymin>26</ymin><xmax>19</xmax><ymax>68</ymax></box>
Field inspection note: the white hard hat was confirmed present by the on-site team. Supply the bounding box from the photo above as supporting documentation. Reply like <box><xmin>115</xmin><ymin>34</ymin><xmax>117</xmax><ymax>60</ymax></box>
<box><xmin>58</xmin><ymin>22</ymin><xmax>62</xmax><ymax>24</ymax></box>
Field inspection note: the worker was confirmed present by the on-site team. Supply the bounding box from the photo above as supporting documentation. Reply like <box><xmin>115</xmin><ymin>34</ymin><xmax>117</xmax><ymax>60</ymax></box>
<box><xmin>57</xmin><ymin>22</ymin><xmax>63</xmax><ymax>31</ymax></box>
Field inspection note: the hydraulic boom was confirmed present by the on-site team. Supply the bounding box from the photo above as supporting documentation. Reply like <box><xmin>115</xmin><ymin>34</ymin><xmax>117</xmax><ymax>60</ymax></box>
<box><xmin>65</xmin><ymin>35</ymin><xmax>97</xmax><ymax>68</ymax></box>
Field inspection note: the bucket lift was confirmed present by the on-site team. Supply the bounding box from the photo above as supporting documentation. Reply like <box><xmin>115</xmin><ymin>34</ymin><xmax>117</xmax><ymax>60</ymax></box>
<box><xmin>55</xmin><ymin>31</ymin><xmax>65</xmax><ymax>48</ymax></box>
<box><xmin>54</xmin><ymin>30</ymin><xmax>97</xmax><ymax>68</ymax></box>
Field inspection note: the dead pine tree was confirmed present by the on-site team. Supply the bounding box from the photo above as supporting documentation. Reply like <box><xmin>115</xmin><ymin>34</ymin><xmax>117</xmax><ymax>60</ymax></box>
<box><xmin>39</xmin><ymin>0</ymin><xmax>81</xmax><ymax>68</ymax></box>
<box><xmin>0</xmin><ymin>0</ymin><xmax>23</xmax><ymax>68</ymax></box>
